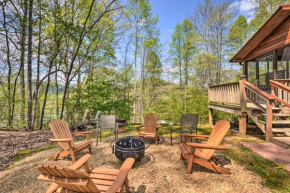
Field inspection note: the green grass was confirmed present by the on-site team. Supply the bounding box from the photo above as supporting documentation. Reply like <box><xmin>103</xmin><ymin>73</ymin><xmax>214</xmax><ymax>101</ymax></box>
<box><xmin>224</xmin><ymin>144</ymin><xmax>290</xmax><ymax>192</ymax></box>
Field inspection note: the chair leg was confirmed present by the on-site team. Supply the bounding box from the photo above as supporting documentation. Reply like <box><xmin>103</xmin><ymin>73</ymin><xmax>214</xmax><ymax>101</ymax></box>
<box><xmin>170</xmin><ymin>130</ymin><xmax>173</xmax><ymax>146</ymax></box>
<box><xmin>125</xmin><ymin>177</ymin><xmax>130</xmax><ymax>193</ymax></box>
<box><xmin>88</xmin><ymin>146</ymin><xmax>92</xmax><ymax>154</ymax></box>
<box><xmin>186</xmin><ymin>155</ymin><xmax>194</xmax><ymax>174</ymax></box>
<box><xmin>70</xmin><ymin>150</ymin><xmax>76</xmax><ymax>163</ymax></box>
<box><xmin>180</xmin><ymin>153</ymin><xmax>184</xmax><ymax>161</ymax></box>
<box><xmin>48</xmin><ymin>152</ymin><xmax>60</xmax><ymax>161</ymax></box>
<box><xmin>180</xmin><ymin>134</ymin><xmax>183</xmax><ymax>142</ymax></box>
<box><xmin>100</xmin><ymin>130</ymin><xmax>102</xmax><ymax>142</ymax></box>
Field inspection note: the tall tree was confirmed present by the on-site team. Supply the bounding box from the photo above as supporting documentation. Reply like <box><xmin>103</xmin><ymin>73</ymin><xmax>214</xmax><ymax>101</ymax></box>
<box><xmin>27</xmin><ymin>0</ymin><xmax>34</xmax><ymax>130</ymax></box>
<box><xmin>228</xmin><ymin>15</ymin><xmax>248</xmax><ymax>57</ymax></box>
<box><xmin>169</xmin><ymin>18</ymin><xmax>196</xmax><ymax>112</ymax></box>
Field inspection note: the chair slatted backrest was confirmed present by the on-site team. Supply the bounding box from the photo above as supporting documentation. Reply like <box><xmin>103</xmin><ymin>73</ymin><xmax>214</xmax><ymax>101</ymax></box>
<box><xmin>38</xmin><ymin>165</ymin><xmax>100</xmax><ymax>193</ymax></box>
<box><xmin>201</xmin><ymin>120</ymin><xmax>230</xmax><ymax>160</ymax></box>
<box><xmin>180</xmin><ymin>114</ymin><xmax>198</xmax><ymax>129</ymax></box>
<box><xmin>49</xmin><ymin>120</ymin><xmax>73</xmax><ymax>150</ymax></box>
<box><xmin>100</xmin><ymin>115</ymin><xmax>116</xmax><ymax>129</ymax></box>
<box><xmin>143</xmin><ymin>113</ymin><xmax>158</xmax><ymax>133</ymax></box>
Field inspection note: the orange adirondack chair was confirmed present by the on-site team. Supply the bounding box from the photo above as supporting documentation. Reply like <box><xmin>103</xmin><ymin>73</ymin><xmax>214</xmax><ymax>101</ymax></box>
<box><xmin>179</xmin><ymin>120</ymin><xmax>231</xmax><ymax>174</ymax></box>
<box><xmin>136</xmin><ymin>113</ymin><xmax>160</xmax><ymax>146</ymax></box>
<box><xmin>49</xmin><ymin>120</ymin><xmax>93</xmax><ymax>163</ymax></box>
<box><xmin>38</xmin><ymin>154</ymin><xmax>135</xmax><ymax>193</ymax></box>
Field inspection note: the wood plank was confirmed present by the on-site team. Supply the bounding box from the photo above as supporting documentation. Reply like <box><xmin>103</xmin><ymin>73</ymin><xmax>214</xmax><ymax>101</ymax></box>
<box><xmin>208</xmin><ymin>104</ymin><xmax>242</xmax><ymax>115</ymax></box>
<box><xmin>272</xmin><ymin>128</ymin><xmax>290</xmax><ymax>133</ymax></box>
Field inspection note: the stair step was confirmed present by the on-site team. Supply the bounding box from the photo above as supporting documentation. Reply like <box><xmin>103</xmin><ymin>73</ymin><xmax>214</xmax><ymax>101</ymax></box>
<box><xmin>272</xmin><ymin>120</ymin><xmax>290</xmax><ymax>124</ymax></box>
<box><xmin>273</xmin><ymin>128</ymin><xmax>290</xmax><ymax>133</ymax></box>
<box><xmin>273</xmin><ymin>113</ymin><xmax>290</xmax><ymax>117</ymax></box>
<box><xmin>251</xmin><ymin>113</ymin><xmax>290</xmax><ymax>118</ymax></box>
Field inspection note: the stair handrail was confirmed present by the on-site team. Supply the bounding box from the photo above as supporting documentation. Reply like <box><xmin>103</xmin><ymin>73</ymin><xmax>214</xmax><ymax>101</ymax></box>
<box><xmin>243</xmin><ymin>81</ymin><xmax>273</xmax><ymax>141</ymax></box>
<box><xmin>270</xmin><ymin>79</ymin><xmax>290</xmax><ymax>108</ymax></box>
<box><xmin>244</xmin><ymin>81</ymin><xmax>275</xmax><ymax>104</ymax></box>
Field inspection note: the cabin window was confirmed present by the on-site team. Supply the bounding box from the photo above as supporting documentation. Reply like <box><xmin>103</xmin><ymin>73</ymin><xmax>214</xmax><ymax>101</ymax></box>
<box><xmin>247</xmin><ymin>62</ymin><xmax>256</xmax><ymax>85</ymax></box>
<box><xmin>277</xmin><ymin>46</ymin><xmax>290</xmax><ymax>79</ymax></box>
<box><xmin>257</xmin><ymin>54</ymin><xmax>273</xmax><ymax>91</ymax></box>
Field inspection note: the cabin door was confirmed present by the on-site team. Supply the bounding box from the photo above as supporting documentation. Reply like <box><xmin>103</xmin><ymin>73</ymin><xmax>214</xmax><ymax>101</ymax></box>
<box><xmin>257</xmin><ymin>54</ymin><xmax>273</xmax><ymax>92</ymax></box>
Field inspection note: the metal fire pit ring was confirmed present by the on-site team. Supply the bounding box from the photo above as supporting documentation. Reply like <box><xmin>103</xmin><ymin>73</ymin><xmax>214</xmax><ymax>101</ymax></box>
<box><xmin>110</xmin><ymin>136</ymin><xmax>150</xmax><ymax>161</ymax></box>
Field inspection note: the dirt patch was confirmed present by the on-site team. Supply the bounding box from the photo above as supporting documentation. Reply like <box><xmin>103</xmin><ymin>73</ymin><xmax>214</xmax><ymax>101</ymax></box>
<box><xmin>0</xmin><ymin>130</ymin><xmax>53</xmax><ymax>170</ymax></box>
<box><xmin>0</xmin><ymin>136</ymin><xmax>270</xmax><ymax>193</ymax></box>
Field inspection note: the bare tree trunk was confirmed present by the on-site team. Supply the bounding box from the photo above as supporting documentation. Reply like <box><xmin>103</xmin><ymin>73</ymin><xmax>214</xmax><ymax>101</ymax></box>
<box><xmin>133</xmin><ymin>28</ymin><xmax>138</xmax><ymax>123</ymax></box>
<box><xmin>20</xmin><ymin>0</ymin><xmax>28</xmax><ymax>126</ymax></box>
<box><xmin>27</xmin><ymin>0</ymin><xmax>34</xmax><ymax>130</ymax></box>
<box><xmin>2</xmin><ymin>4</ymin><xmax>12</xmax><ymax>126</ymax></box>
<box><xmin>55</xmin><ymin>61</ymin><xmax>59</xmax><ymax>118</ymax></box>
<box><xmin>32</xmin><ymin>0</ymin><xmax>42</xmax><ymax>129</ymax></box>
<box><xmin>39</xmin><ymin>62</ymin><xmax>53</xmax><ymax>130</ymax></box>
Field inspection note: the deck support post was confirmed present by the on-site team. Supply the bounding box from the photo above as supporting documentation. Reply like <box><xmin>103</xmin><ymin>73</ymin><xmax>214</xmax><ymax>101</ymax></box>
<box><xmin>209</xmin><ymin>108</ymin><xmax>213</xmax><ymax>127</ymax></box>
<box><xmin>239</xmin><ymin>75</ymin><xmax>247</xmax><ymax>136</ymax></box>
<box><xmin>266</xmin><ymin>100</ymin><xmax>273</xmax><ymax>142</ymax></box>
<box><xmin>239</xmin><ymin>115</ymin><xmax>247</xmax><ymax>136</ymax></box>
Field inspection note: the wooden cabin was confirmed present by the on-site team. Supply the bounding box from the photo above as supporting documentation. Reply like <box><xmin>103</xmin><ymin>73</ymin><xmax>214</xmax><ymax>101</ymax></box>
<box><xmin>208</xmin><ymin>5</ymin><xmax>290</xmax><ymax>148</ymax></box>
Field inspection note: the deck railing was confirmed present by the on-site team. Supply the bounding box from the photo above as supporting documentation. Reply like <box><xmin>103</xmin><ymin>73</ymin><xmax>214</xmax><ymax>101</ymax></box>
<box><xmin>208</xmin><ymin>82</ymin><xmax>240</xmax><ymax>105</ymax></box>
<box><xmin>270</xmin><ymin>79</ymin><xmax>290</xmax><ymax>108</ymax></box>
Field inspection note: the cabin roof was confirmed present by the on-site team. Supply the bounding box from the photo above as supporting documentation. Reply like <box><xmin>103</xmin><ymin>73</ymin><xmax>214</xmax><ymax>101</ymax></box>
<box><xmin>230</xmin><ymin>5</ymin><xmax>290</xmax><ymax>63</ymax></box>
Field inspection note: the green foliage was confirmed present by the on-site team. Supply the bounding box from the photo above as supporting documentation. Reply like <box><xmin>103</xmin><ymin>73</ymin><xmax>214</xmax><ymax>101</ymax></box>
<box><xmin>228</xmin><ymin>15</ymin><xmax>248</xmax><ymax>57</ymax></box>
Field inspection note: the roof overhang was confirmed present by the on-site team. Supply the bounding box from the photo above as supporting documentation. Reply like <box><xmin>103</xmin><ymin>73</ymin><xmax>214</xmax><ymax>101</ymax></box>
<box><xmin>230</xmin><ymin>5</ymin><xmax>290</xmax><ymax>63</ymax></box>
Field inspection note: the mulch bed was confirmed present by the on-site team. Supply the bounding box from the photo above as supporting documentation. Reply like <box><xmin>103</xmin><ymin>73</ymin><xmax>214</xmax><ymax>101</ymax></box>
<box><xmin>0</xmin><ymin>136</ymin><xmax>270</xmax><ymax>193</ymax></box>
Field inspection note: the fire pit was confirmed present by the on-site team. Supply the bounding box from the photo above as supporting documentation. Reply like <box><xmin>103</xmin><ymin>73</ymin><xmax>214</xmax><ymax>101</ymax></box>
<box><xmin>110</xmin><ymin>136</ymin><xmax>149</xmax><ymax>161</ymax></box>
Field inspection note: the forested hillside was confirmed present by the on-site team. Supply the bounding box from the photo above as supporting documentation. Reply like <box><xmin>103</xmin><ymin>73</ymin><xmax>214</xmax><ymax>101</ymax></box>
<box><xmin>0</xmin><ymin>0</ymin><xmax>286</xmax><ymax>130</ymax></box>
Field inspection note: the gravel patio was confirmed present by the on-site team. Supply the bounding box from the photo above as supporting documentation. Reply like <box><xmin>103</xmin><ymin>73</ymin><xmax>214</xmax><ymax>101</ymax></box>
<box><xmin>0</xmin><ymin>136</ymin><xmax>270</xmax><ymax>193</ymax></box>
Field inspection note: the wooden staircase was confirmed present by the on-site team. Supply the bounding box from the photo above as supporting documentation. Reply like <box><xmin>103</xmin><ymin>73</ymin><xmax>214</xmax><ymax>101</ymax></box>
<box><xmin>244</xmin><ymin>80</ymin><xmax>290</xmax><ymax>148</ymax></box>
<box><xmin>247</xmin><ymin>105</ymin><xmax>290</xmax><ymax>135</ymax></box>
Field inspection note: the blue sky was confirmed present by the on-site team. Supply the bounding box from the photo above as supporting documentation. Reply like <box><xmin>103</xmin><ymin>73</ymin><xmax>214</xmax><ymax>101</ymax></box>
<box><xmin>150</xmin><ymin>0</ymin><xmax>198</xmax><ymax>51</ymax></box>
<box><xmin>149</xmin><ymin>0</ymin><xmax>256</xmax><ymax>52</ymax></box>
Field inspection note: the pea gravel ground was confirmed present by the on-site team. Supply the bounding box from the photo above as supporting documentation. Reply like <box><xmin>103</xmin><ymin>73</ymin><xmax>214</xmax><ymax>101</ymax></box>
<box><xmin>0</xmin><ymin>136</ymin><xmax>270</xmax><ymax>193</ymax></box>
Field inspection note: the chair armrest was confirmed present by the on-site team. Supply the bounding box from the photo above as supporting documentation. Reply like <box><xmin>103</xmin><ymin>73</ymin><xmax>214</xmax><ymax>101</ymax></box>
<box><xmin>180</xmin><ymin>134</ymin><xmax>209</xmax><ymax>138</ymax></box>
<box><xmin>106</xmin><ymin>158</ymin><xmax>135</xmax><ymax>193</ymax></box>
<box><xmin>156</xmin><ymin>125</ymin><xmax>161</xmax><ymax>129</ymax></box>
<box><xmin>72</xmin><ymin>131</ymin><xmax>94</xmax><ymax>135</ymax></box>
<box><xmin>186</xmin><ymin>143</ymin><xmax>230</xmax><ymax>150</ymax></box>
<box><xmin>135</xmin><ymin>125</ymin><xmax>144</xmax><ymax>133</ymax></box>
<box><xmin>72</xmin><ymin>131</ymin><xmax>93</xmax><ymax>140</ymax></box>
<box><xmin>49</xmin><ymin>138</ymin><xmax>73</xmax><ymax>142</ymax></box>
<box><xmin>180</xmin><ymin>134</ymin><xmax>209</xmax><ymax>143</ymax></box>
<box><xmin>135</xmin><ymin>125</ymin><xmax>144</xmax><ymax>129</ymax></box>
<box><xmin>69</xmin><ymin>154</ymin><xmax>92</xmax><ymax>171</ymax></box>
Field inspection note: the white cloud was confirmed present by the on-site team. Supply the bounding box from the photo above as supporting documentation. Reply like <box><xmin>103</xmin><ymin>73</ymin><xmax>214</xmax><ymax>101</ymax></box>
<box><xmin>167</xmin><ymin>29</ymin><xmax>173</xmax><ymax>33</ymax></box>
<box><xmin>232</xmin><ymin>0</ymin><xmax>256</xmax><ymax>20</ymax></box>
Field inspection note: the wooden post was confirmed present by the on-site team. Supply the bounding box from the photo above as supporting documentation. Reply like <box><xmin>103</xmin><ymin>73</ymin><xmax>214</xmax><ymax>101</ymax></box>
<box><xmin>256</xmin><ymin>58</ymin><xmax>259</xmax><ymax>87</ymax></box>
<box><xmin>239</xmin><ymin>116</ymin><xmax>247</xmax><ymax>136</ymax></box>
<box><xmin>266</xmin><ymin>100</ymin><xmax>273</xmax><ymax>142</ymax></box>
<box><xmin>273</xmin><ymin>49</ymin><xmax>277</xmax><ymax>80</ymax></box>
<box><xmin>208</xmin><ymin>85</ymin><xmax>213</xmax><ymax>127</ymax></box>
<box><xmin>239</xmin><ymin>75</ymin><xmax>247</xmax><ymax>136</ymax></box>
<box><xmin>209</xmin><ymin>109</ymin><xmax>213</xmax><ymax>127</ymax></box>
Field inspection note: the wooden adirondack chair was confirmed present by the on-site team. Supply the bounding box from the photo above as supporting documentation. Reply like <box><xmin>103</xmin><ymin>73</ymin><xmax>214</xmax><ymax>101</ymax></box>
<box><xmin>49</xmin><ymin>120</ymin><xmax>93</xmax><ymax>163</ymax></box>
<box><xmin>179</xmin><ymin>120</ymin><xmax>231</xmax><ymax>174</ymax></box>
<box><xmin>136</xmin><ymin>113</ymin><xmax>160</xmax><ymax>146</ymax></box>
<box><xmin>38</xmin><ymin>154</ymin><xmax>135</xmax><ymax>193</ymax></box>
